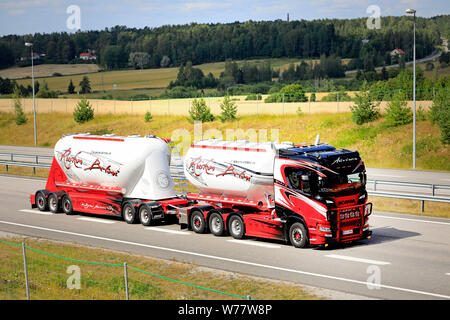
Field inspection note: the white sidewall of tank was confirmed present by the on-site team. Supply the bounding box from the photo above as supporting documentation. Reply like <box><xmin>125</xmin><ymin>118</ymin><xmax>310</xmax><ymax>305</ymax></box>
<box><xmin>54</xmin><ymin>136</ymin><xmax>176</xmax><ymax>200</ymax></box>
<box><xmin>184</xmin><ymin>147</ymin><xmax>275</xmax><ymax>201</ymax></box>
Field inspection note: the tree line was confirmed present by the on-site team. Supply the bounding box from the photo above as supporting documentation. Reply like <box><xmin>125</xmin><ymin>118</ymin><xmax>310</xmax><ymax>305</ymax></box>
<box><xmin>0</xmin><ymin>16</ymin><xmax>446</xmax><ymax>71</ymax></box>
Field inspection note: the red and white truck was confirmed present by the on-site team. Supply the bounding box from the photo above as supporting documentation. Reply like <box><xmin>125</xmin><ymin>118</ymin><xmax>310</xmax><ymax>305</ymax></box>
<box><xmin>31</xmin><ymin>133</ymin><xmax>372</xmax><ymax>248</ymax></box>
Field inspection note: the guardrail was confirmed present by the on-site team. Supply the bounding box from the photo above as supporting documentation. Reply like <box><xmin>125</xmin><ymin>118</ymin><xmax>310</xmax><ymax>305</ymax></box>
<box><xmin>1</xmin><ymin>152</ymin><xmax>449</xmax><ymax>211</ymax></box>
<box><xmin>368</xmin><ymin>179</ymin><xmax>450</xmax><ymax>196</ymax></box>
<box><xmin>0</xmin><ymin>153</ymin><xmax>52</xmax><ymax>175</ymax></box>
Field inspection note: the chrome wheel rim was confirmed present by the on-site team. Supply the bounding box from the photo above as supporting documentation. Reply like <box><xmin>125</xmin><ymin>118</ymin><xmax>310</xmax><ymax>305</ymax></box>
<box><xmin>211</xmin><ymin>216</ymin><xmax>221</xmax><ymax>233</ymax></box>
<box><xmin>231</xmin><ymin>219</ymin><xmax>241</xmax><ymax>235</ymax></box>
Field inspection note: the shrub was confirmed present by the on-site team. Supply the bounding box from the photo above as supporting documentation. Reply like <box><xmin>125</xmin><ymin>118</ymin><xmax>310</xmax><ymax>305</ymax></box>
<box><xmin>264</xmin><ymin>84</ymin><xmax>307</xmax><ymax>103</ymax></box>
<box><xmin>430</xmin><ymin>90</ymin><xmax>450</xmax><ymax>144</ymax></box>
<box><xmin>245</xmin><ymin>93</ymin><xmax>262</xmax><ymax>101</ymax></box>
<box><xmin>144</xmin><ymin>111</ymin><xmax>153</xmax><ymax>122</ymax></box>
<box><xmin>189</xmin><ymin>98</ymin><xmax>214</xmax><ymax>122</ymax></box>
<box><xmin>36</xmin><ymin>81</ymin><xmax>58</xmax><ymax>98</ymax></box>
<box><xmin>350</xmin><ymin>82</ymin><xmax>380</xmax><ymax>125</ymax></box>
<box><xmin>219</xmin><ymin>95</ymin><xmax>237</xmax><ymax>122</ymax></box>
<box><xmin>384</xmin><ymin>93</ymin><xmax>412</xmax><ymax>127</ymax></box>
<box><xmin>13</xmin><ymin>86</ymin><xmax>27</xmax><ymax>125</ymax></box>
<box><xmin>309</xmin><ymin>92</ymin><xmax>316</xmax><ymax>102</ymax></box>
<box><xmin>416</xmin><ymin>105</ymin><xmax>428</xmax><ymax>121</ymax></box>
<box><xmin>73</xmin><ymin>97</ymin><xmax>94</xmax><ymax>124</ymax></box>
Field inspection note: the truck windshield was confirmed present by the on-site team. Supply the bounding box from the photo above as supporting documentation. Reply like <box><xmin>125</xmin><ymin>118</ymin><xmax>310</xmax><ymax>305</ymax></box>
<box><xmin>285</xmin><ymin>167</ymin><xmax>366</xmax><ymax>196</ymax></box>
<box><xmin>318</xmin><ymin>172</ymin><xmax>366</xmax><ymax>194</ymax></box>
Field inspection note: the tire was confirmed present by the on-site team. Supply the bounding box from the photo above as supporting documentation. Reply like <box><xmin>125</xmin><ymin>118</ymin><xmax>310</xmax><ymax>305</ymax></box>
<box><xmin>48</xmin><ymin>193</ymin><xmax>60</xmax><ymax>213</ymax></box>
<box><xmin>289</xmin><ymin>222</ymin><xmax>308</xmax><ymax>248</ymax></box>
<box><xmin>190</xmin><ymin>211</ymin><xmax>206</xmax><ymax>234</ymax></box>
<box><xmin>228</xmin><ymin>215</ymin><xmax>245</xmax><ymax>239</ymax></box>
<box><xmin>209</xmin><ymin>212</ymin><xmax>225</xmax><ymax>236</ymax></box>
<box><xmin>61</xmin><ymin>195</ymin><xmax>73</xmax><ymax>215</ymax></box>
<box><xmin>36</xmin><ymin>191</ymin><xmax>48</xmax><ymax>211</ymax></box>
<box><xmin>139</xmin><ymin>205</ymin><xmax>153</xmax><ymax>226</ymax></box>
<box><xmin>122</xmin><ymin>202</ymin><xmax>137</xmax><ymax>224</ymax></box>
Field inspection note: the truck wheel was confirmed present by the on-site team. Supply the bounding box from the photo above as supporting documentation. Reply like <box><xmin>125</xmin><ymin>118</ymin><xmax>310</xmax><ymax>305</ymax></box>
<box><xmin>190</xmin><ymin>211</ymin><xmax>206</xmax><ymax>233</ymax></box>
<box><xmin>48</xmin><ymin>193</ymin><xmax>60</xmax><ymax>213</ymax></box>
<box><xmin>209</xmin><ymin>212</ymin><xmax>225</xmax><ymax>236</ymax></box>
<box><xmin>289</xmin><ymin>222</ymin><xmax>308</xmax><ymax>248</ymax></box>
<box><xmin>36</xmin><ymin>192</ymin><xmax>48</xmax><ymax>211</ymax></box>
<box><xmin>139</xmin><ymin>205</ymin><xmax>153</xmax><ymax>226</ymax></box>
<box><xmin>228</xmin><ymin>215</ymin><xmax>245</xmax><ymax>239</ymax></box>
<box><xmin>61</xmin><ymin>195</ymin><xmax>73</xmax><ymax>215</ymax></box>
<box><xmin>123</xmin><ymin>202</ymin><xmax>137</xmax><ymax>224</ymax></box>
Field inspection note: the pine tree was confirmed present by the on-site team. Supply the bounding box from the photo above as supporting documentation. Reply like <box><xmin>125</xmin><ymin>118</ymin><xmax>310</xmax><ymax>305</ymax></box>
<box><xmin>219</xmin><ymin>95</ymin><xmax>237</xmax><ymax>122</ymax></box>
<box><xmin>79</xmin><ymin>76</ymin><xmax>91</xmax><ymax>94</ymax></box>
<box><xmin>13</xmin><ymin>86</ymin><xmax>27</xmax><ymax>125</ymax></box>
<box><xmin>68</xmin><ymin>79</ymin><xmax>75</xmax><ymax>94</ymax></box>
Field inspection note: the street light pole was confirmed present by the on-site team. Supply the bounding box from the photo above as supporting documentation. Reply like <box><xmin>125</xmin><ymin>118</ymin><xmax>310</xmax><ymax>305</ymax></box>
<box><xmin>25</xmin><ymin>42</ymin><xmax>37</xmax><ymax>147</ymax></box>
<box><xmin>406</xmin><ymin>8</ymin><xmax>416</xmax><ymax>169</ymax></box>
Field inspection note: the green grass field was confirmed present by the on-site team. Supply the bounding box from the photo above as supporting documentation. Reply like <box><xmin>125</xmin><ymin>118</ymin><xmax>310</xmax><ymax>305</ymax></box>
<box><xmin>0</xmin><ymin>236</ymin><xmax>321</xmax><ymax>300</ymax></box>
<box><xmin>1</xmin><ymin>111</ymin><xmax>448</xmax><ymax>171</ymax></box>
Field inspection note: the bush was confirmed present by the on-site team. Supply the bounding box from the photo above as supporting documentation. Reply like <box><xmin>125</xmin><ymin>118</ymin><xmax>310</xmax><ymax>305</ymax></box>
<box><xmin>430</xmin><ymin>90</ymin><xmax>450</xmax><ymax>144</ymax></box>
<box><xmin>144</xmin><ymin>111</ymin><xmax>153</xmax><ymax>122</ymax></box>
<box><xmin>384</xmin><ymin>93</ymin><xmax>412</xmax><ymax>127</ymax></box>
<box><xmin>36</xmin><ymin>81</ymin><xmax>58</xmax><ymax>98</ymax></box>
<box><xmin>73</xmin><ymin>97</ymin><xmax>94</xmax><ymax>124</ymax></box>
<box><xmin>189</xmin><ymin>98</ymin><xmax>214</xmax><ymax>122</ymax></box>
<box><xmin>264</xmin><ymin>84</ymin><xmax>307</xmax><ymax>103</ymax></box>
<box><xmin>219</xmin><ymin>95</ymin><xmax>237</xmax><ymax>122</ymax></box>
<box><xmin>350</xmin><ymin>82</ymin><xmax>380</xmax><ymax>125</ymax></box>
<box><xmin>13</xmin><ymin>86</ymin><xmax>27</xmax><ymax>125</ymax></box>
<box><xmin>320</xmin><ymin>91</ymin><xmax>353</xmax><ymax>102</ymax></box>
<box><xmin>245</xmin><ymin>93</ymin><xmax>262</xmax><ymax>100</ymax></box>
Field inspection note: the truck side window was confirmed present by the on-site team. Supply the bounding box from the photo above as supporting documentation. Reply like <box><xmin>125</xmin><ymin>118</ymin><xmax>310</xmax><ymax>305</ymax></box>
<box><xmin>285</xmin><ymin>168</ymin><xmax>316</xmax><ymax>195</ymax></box>
<box><xmin>288</xmin><ymin>169</ymin><xmax>301</xmax><ymax>190</ymax></box>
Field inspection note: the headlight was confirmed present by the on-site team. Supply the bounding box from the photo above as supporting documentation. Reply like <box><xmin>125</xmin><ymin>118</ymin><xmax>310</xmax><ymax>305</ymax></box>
<box><xmin>364</xmin><ymin>203</ymin><xmax>372</xmax><ymax>216</ymax></box>
<box><xmin>319</xmin><ymin>226</ymin><xmax>331</xmax><ymax>232</ymax></box>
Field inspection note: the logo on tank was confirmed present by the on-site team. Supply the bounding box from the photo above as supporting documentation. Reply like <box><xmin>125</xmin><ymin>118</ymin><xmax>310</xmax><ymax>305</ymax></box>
<box><xmin>57</xmin><ymin>148</ymin><xmax>121</xmax><ymax>177</ymax></box>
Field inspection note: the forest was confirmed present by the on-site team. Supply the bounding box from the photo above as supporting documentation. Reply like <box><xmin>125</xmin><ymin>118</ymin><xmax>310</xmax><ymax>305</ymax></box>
<box><xmin>0</xmin><ymin>15</ymin><xmax>448</xmax><ymax>72</ymax></box>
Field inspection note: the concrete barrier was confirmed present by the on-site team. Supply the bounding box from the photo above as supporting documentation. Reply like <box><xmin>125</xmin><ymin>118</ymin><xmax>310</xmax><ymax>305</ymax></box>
<box><xmin>0</xmin><ymin>97</ymin><xmax>433</xmax><ymax>116</ymax></box>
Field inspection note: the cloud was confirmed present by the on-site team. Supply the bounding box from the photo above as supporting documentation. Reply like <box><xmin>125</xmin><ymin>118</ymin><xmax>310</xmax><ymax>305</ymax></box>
<box><xmin>180</xmin><ymin>1</ymin><xmax>232</xmax><ymax>12</ymax></box>
<box><xmin>0</xmin><ymin>0</ymin><xmax>66</xmax><ymax>16</ymax></box>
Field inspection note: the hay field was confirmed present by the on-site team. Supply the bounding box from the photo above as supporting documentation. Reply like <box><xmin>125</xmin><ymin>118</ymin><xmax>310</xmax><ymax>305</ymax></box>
<box><xmin>0</xmin><ymin>64</ymin><xmax>100</xmax><ymax>80</ymax></box>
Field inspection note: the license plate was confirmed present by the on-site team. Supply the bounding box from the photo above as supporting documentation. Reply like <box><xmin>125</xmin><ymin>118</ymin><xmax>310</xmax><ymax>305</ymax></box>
<box><xmin>343</xmin><ymin>229</ymin><xmax>353</xmax><ymax>235</ymax></box>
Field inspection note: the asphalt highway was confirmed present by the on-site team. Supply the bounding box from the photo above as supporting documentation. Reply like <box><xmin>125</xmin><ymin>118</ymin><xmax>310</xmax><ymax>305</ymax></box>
<box><xmin>0</xmin><ymin>175</ymin><xmax>449</xmax><ymax>300</ymax></box>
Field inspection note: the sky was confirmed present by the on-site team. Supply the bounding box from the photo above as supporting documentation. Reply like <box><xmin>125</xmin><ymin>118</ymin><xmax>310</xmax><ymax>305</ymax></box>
<box><xmin>0</xmin><ymin>0</ymin><xmax>449</xmax><ymax>36</ymax></box>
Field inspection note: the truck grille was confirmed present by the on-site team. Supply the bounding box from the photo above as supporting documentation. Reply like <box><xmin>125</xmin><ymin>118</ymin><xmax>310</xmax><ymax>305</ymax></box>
<box><xmin>340</xmin><ymin>219</ymin><xmax>361</xmax><ymax>228</ymax></box>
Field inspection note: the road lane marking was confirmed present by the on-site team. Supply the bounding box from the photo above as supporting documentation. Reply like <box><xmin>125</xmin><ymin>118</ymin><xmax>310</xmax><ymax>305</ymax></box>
<box><xmin>373</xmin><ymin>215</ymin><xmax>450</xmax><ymax>226</ymax></box>
<box><xmin>227</xmin><ymin>239</ymin><xmax>281</xmax><ymax>249</ymax></box>
<box><xmin>145</xmin><ymin>227</ymin><xmax>189</xmax><ymax>235</ymax></box>
<box><xmin>77</xmin><ymin>217</ymin><xmax>116</xmax><ymax>224</ymax></box>
<box><xmin>0</xmin><ymin>219</ymin><xmax>449</xmax><ymax>300</ymax></box>
<box><xmin>19</xmin><ymin>209</ymin><xmax>53</xmax><ymax>216</ymax></box>
<box><xmin>325</xmin><ymin>254</ymin><xmax>390</xmax><ymax>266</ymax></box>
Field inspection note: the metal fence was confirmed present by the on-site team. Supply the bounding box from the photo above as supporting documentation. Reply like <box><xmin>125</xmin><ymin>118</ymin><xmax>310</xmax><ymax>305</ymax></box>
<box><xmin>0</xmin><ymin>239</ymin><xmax>251</xmax><ymax>300</ymax></box>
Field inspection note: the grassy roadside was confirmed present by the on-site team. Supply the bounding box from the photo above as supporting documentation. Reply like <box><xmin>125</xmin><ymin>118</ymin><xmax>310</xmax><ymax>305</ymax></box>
<box><xmin>0</xmin><ymin>235</ymin><xmax>322</xmax><ymax>300</ymax></box>
<box><xmin>0</xmin><ymin>112</ymin><xmax>448</xmax><ymax>171</ymax></box>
